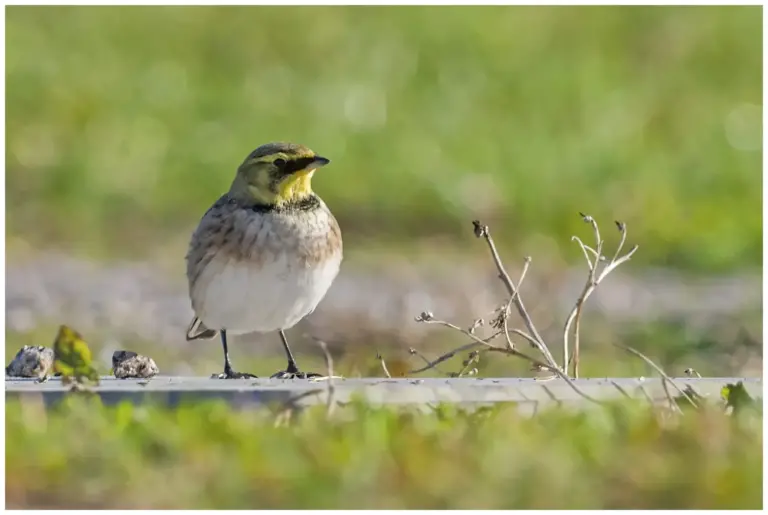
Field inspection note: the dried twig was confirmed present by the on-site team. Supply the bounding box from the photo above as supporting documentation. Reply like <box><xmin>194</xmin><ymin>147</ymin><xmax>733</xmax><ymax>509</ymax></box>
<box><xmin>565</xmin><ymin>216</ymin><xmax>638</xmax><ymax>377</ymax></box>
<box><xmin>408</xmin><ymin>330</ymin><xmax>503</xmax><ymax>375</ymax></box>
<box><xmin>573</xmin><ymin>237</ymin><xmax>608</xmax><ymax>264</ymax></box>
<box><xmin>408</xmin><ymin>347</ymin><xmax>449</xmax><ymax>375</ymax></box>
<box><xmin>376</xmin><ymin>353</ymin><xmax>392</xmax><ymax>379</ymax></box>
<box><xmin>472</xmin><ymin>221</ymin><xmax>560</xmax><ymax>371</ymax></box>
<box><xmin>416</xmin><ymin>313</ymin><xmax>603</xmax><ymax>405</ymax></box>
<box><xmin>613</xmin><ymin>343</ymin><xmax>697</xmax><ymax>409</ymax></box>
<box><xmin>413</xmin><ymin>217</ymin><xmax>638</xmax><ymax>383</ymax></box>
<box><xmin>500</xmin><ymin>256</ymin><xmax>532</xmax><ymax>351</ymax></box>
<box><xmin>316</xmin><ymin>339</ymin><xmax>336</xmax><ymax>418</ymax></box>
<box><xmin>484</xmin><ymin>347</ymin><xmax>602</xmax><ymax>404</ymax></box>
<box><xmin>453</xmin><ymin>350</ymin><xmax>481</xmax><ymax>378</ymax></box>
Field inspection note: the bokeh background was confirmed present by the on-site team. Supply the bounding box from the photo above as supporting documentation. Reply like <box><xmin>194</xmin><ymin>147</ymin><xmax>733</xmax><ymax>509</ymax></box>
<box><xmin>6</xmin><ymin>5</ymin><xmax>762</xmax><ymax>379</ymax></box>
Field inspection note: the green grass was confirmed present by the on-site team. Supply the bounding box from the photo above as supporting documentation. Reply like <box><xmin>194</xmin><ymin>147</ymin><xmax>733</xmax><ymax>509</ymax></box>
<box><xmin>6</xmin><ymin>6</ymin><xmax>762</xmax><ymax>272</ymax></box>
<box><xmin>6</xmin><ymin>395</ymin><xmax>762</xmax><ymax>509</ymax></box>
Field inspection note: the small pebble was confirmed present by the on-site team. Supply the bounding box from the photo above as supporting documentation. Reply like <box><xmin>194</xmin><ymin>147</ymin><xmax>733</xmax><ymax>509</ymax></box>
<box><xmin>112</xmin><ymin>350</ymin><xmax>159</xmax><ymax>379</ymax></box>
<box><xmin>6</xmin><ymin>345</ymin><xmax>54</xmax><ymax>379</ymax></box>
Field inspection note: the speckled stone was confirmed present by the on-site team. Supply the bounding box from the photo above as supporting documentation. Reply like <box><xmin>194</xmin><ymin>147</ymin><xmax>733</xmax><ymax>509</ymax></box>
<box><xmin>6</xmin><ymin>345</ymin><xmax>55</xmax><ymax>379</ymax></box>
<box><xmin>112</xmin><ymin>350</ymin><xmax>159</xmax><ymax>379</ymax></box>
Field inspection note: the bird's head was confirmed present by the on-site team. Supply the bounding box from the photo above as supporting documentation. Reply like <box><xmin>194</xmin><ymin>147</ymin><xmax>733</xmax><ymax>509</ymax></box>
<box><xmin>229</xmin><ymin>142</ymin><xmax>331</xmax><ymax>207</ymax></box>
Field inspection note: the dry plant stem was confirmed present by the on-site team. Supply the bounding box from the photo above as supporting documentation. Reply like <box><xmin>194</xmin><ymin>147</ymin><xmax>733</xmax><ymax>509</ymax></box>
<box><xmin>611</xmin><ymin>221</ymin><xmax>628</xmax><ymax>263</ymax></box>
<box><xmin>502</xmin><ymin>257</ymin><xmax>532</xmax><ymax>351</ymax></box>
<box><xmin>484</xmin><ymin>347</ymin><xmax>603</xmax><ymax>405</ymax></box>
<box><xmin>420</xmin><ymin>318</ymin><xmax>603</xmax><ymax>405</ymax></box>
<box><xmin>505</xmin><ymin>327</ymin><xmax>540</xmax><ymax>347</ymax></box>
<box><xmin>571</xmin><ymin>215</ymin><xmax>603</xmax><ymax>379</ymax></box>
<box><xmin>408</xmin><ymin>348</ymin><xmax>450</xmax><ymax>375</ymax></box>
<box><xmin>613</xmin><ymin>343</ymin><xmax>697</xmax><ymax>409</ymax></box>
<box><xmin>571</xmin><ymin>292</ymin><xmax>589</xmax><ymax>378</ymax></box>
<box><xmin>473</xmin><ymin>222</ymin><xmax>559</xmax><ymax>371</ymax></box>
<box><xmin>572</xmin><ymin>237</ymin><xmax>597</xmax><ymax>269</ymax></box>
<box><xmin>316</xmin><ymin>340</ymin><xmax>336</xmax><ymax>418</ymax></box>
<box><xmin>377</xmin><ymin>354</ymin><xmax>392</xmax><ymax>379</ymax></box>
<box><xmin>455</xmin><ymin>351</ymin><xmax>480</xmax><ymax>377</ymax></box>
<box><xmin>408</xmin><ymin>332</ymin><xmax>503</xmax><ymax>375</ymax></box>
<box><xmin>564</xmin><ymin>219</ymin><xmax>639</xmax><ymax>377</ymax></box>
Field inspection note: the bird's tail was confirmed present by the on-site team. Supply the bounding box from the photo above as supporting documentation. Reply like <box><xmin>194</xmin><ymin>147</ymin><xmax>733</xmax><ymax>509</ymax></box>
<box><xmin>185</xmin><ymin>316</ymin><xmax>218</xmax><ymax>341</ymax></box>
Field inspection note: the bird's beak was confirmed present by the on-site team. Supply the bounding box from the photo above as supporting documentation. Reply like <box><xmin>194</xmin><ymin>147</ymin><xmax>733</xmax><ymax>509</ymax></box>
<box><xmin>294</xmin><ymin>156</ymin><xmax>331</xmax><ymax>176</ymax></box>
<box><xmin>310</xmin><ymin>156</ymin><xmax>330</xmax><ymax>168</ymax></box>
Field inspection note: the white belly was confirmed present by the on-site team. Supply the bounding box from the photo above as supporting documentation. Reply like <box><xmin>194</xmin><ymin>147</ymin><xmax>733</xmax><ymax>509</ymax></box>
<box><xmin>193</xmin><ymin>251</ymin><xmax>341</xmax><ymax>334</ymax></box>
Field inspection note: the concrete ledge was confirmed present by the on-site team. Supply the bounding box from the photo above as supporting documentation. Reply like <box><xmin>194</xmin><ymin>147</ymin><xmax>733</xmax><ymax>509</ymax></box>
<box><xmin>5</xmin><ymin>376</ymin><xmax>761</xmax><ymax>413</ymax></box>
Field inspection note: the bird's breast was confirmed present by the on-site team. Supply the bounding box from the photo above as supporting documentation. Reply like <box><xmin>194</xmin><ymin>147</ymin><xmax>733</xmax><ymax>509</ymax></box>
<box><xmin>188</xmin><ymin>205</ymin><xmax>342</xmax><ymax>334</ymax></box>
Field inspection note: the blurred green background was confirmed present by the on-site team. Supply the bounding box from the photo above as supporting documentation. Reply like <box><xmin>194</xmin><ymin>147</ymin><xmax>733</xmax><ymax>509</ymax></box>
<box><xmin>5</xmin><ymin>5</ymin><xmax>762</xmax><ymax>378</ymax></box>
<box><xmin>5</xmin><ymin>4</ymin><xmax>763</xmax><ymax>375</ymax></box>
<box><xmin>6</xmin><ymin>5</ymin><xmax>762</xmax><ymax>271</ymax></box>
<box><xmin>4</xmin><ymin>6</ymin><xmax>764</xmax><ymax>510</ymax></box>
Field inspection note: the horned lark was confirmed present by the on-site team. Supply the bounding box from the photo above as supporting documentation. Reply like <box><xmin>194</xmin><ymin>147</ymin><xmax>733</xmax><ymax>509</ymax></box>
<box><xmin>185</xmin><ymin>142</ymin><xmax>343</xmax><ymax>379</ymax></box>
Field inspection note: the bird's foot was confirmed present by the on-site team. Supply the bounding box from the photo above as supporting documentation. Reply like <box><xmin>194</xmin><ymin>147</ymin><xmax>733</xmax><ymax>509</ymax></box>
<box><xmin>269</xmin><ymin>359</ymin><xmax>322</xmax><ymax>379</ymax></box>
<box><xmin>270</xmin><ymin>369</ymin><xmax>323</xmax><ymax>380</ymax></box>
<box><xmin>212</xmin><ymin>369</ymin><xmax>259</xmax><ymax>379</ymax></box>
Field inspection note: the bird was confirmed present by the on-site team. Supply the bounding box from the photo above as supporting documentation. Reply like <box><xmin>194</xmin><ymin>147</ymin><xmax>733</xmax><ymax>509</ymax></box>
<box><xmin>185</xmin><ymin>142</ymin><xmax>343</xmax><ymax>380</ymax></box>
<box><xmin>52</xmin><ymin>324</ymin><xmax>100</xmax><ymax>388</ymax></box>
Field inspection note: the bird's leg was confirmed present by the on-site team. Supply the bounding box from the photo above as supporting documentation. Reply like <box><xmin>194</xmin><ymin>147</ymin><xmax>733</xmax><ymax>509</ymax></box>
<box><xmin>214</xmin><ymin>330</ymin><xmax>258</xmax><ymax>379</ymax></box>
<box><xmin>270</xmin><ymin>330</ymin><xmax>322</xmax><ymax>379</ymax></box>
<box><xmin>280</xmin><ymin>330</ymin><xmax>300</xmax><ymax>374</ymax></box>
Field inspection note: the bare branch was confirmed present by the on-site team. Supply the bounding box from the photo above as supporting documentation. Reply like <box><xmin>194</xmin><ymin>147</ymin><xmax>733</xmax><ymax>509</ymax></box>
<box><xmin>572</xmin><ymin>304</ymin><xmax>586</xmax><ymax>379</ymax></box>
<box><xmin>502</xmin><ymin>256</ymin><xmax>532</xmax><ymax>351</ymax></box>
<box><xmin>579</xmin><ymin>212</ymin><xmax>603</xmax><ymax>263</ymax></box>
<box><xmin>417</xmin><ymin>315</ymin><xmax>603</xmax><ymax>405</ymax></box>
<box><xmin>408</xmin><ymin>331</ymin><xmax>502</xmax><ymax>375</ymax></box>
<box><xmin>415</xmin><ymin>216</ymin><xmax>640</xmax><ymax>385</ymax></box>
<box><xmin>454</xmin><ymin>350</ymin><xmax>481</xmax><ymax>378</ymax></box>
<box><xmin>565</xmin><ymin>216</ymin><xmax>639</xmax><ymax>377</ymax></box>
<box><xmin>316</xmin><ymin>339</ymin><xmax>336</xmax><ymax>419</ymax></box>
<box><xmin>376</xmin><ymin>353</ymin><xmax>392</xmax><ymax>379</ymax></box>
<box><xmin>408</xmin><ymin>347</ymin><xmax>449</xmax><ymax>375</ymax></box>
<box><xmin>571</xmin><ymin>236</ymin><xmax>596</xmax><ymax>271</ymax></box>
<box><xmin>611</xmin><ymin>220</ymin><xmax>628</xmax><ymax>264</ymax></box>
<box><xmin>484</xmin><ymin>347</ymin><xmax>603</xmax><ymax>405</ymax></box>
<box><xmin>613</xmin><ymin>343</ymin><xmax>698</xmax><ymax>409</ymax></box>
<box><xmin>471</xmin><ymin>221</ymin><xmax>560</xmax><ymax>371</ymax></box>
<box><xmin>574</xmin><ymin>213</ymin><xmax>603</xmax><ymax>378</ymax></box>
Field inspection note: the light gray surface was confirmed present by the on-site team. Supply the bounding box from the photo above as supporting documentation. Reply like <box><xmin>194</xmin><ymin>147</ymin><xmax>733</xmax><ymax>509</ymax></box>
<box><xmin>5</xmin><ymin>376</ymin><xmax>761</xmax><ymax>413</ymax></box>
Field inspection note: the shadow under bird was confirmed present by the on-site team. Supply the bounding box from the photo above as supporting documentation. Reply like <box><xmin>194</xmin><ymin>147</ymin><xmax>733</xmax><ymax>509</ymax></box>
<box><xmin>185</xmin><ymin>142</ymin><xmax>343</xmax><ymax>379</ymax></box>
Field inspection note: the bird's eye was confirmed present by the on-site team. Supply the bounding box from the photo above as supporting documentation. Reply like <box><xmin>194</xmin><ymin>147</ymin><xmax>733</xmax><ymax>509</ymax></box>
<box><xmin>273</xmin><ymin>158</ymin><xmax>286</xmax><ymax>168</ymax></box>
